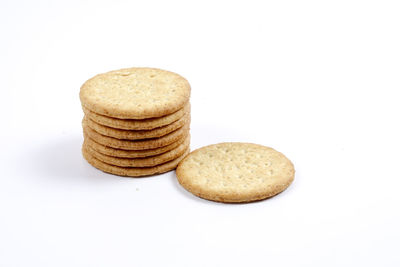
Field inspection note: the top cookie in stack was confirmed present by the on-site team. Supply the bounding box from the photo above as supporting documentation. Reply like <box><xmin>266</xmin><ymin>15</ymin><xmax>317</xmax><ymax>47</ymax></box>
<box><xmin>79</xmin><ymin>67</ymin><xmax>191</xmax><ymax>177</ymax></box>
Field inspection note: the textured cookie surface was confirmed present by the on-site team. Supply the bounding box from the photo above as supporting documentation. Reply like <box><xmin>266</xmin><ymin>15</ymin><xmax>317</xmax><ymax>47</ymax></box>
<box><xmin>84</xmin><ymin>112</ymin><xmax>189</xmax><ymax>140</ymax></box>
<box><xmin>80</xmin><ymin>67</ymin><xmax>191</xmax><ymax>119</ymax></box>
<box><xmin>84</xmin><ymin>133</ymin><xmax>189</xmax><ymax>158</ymax></box>
<box><xmin>176</xmin><ymin>143</ymin><xmax>295</xmax><ymax>203</ymax></box>
<box><xmin>83</xmin><ymin>146</ymin><xmax>190</xmax><ymax>177</ymax></box>
<box><xmin>83</xmin><ymin>120</ymin><xmax>190</xmax><ymax>150</ymax></box>
<box><xmin>82</xmin><ymin>102</ymin><xmax>190</xmax><ymax>130</ymax></box>
<box><xmin>84</xmin><ymin>135</ymin><xmax>190</xmax><ymax>167</ymax></box>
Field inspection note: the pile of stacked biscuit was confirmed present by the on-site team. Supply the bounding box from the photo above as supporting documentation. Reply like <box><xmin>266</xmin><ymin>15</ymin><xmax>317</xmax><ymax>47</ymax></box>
<box><xmin>79</xmin><ymin>67</ymin><xmax>191</xmax><ymax>177</ymax></box>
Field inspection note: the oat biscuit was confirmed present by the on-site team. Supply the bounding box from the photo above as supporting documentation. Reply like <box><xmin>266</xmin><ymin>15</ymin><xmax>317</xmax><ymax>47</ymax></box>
<box><xmin>83</xmin><ymin>120</ymin><xmax>190</xmax><ymax>150</ymax></box>
<box><xmin>176</xmin><ymin>143</ymin><xmax>295</xmax><ymax>203</ymax></box>
<box><xmin>82</xmin><ymin>146</ymin><xmax>190</xmax><ymax>177</ymax></box>
<box><xmin>82</xmin><ymin>102</ymin><xmax>190</xmax><ymax>130</ymax></box>
<box><xmin>84</xmin><ymin>133</ymin><xmax>190</xmax><ymax>158</ymax></box>
<box><xmin>80</xmin><ymin>67</ymin><xmax>191</xmax><ymax>119</ymax></box>
<box><xmin>84</xmin><ymin>136</ymin><xmax>190</xmax><ymax>167</ymax></box>
<box><xmin>83</xmin><ymin>112</ymin><xmax>189</xmax><ymax>140</ymax></box>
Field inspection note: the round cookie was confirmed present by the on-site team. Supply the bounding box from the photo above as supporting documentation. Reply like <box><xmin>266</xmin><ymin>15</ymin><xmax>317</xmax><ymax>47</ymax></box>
<box><xmin>82</xmin><ymin>102</ymin><xmax>190</xmax><ymax>130</ymax></box>
<box><xmin>83</xmin><ymin>112</ymin><xmax>190</xmax><ymax>140</ymax></box>
<box><xmin>82</xmin><ymin>146</ymin><xmax>190</xmax><ymax>177</ymax></box>
<box><xmin>80</xmin><ymin>67</ymin><xmax>191</xmax><ymax>119</ymax></box>
<box><xmin>84</xmin><ymin>133</ymin><xmax>190</xmax><ymax>158</ymax></box>
<box><xmin>84</xmin><ymin>136</ymin><xmax>190</xmax><ymax>167</ymax></box>
<box><xmin>176</xmin><ymin>143</ymin><xmax>295</xmax><ymax>203</ymax></box>
<box><xmin>83</xmin><ymin>121</ymin><xmax>190</xmax><ymax>150</ymax></box>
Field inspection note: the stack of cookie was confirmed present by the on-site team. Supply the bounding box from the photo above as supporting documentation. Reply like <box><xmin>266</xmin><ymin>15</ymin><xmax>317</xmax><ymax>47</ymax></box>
<box><xmin>79</xmin><ymin>67</ymin><xmax>191</xmax><ymax>177</ymax></box>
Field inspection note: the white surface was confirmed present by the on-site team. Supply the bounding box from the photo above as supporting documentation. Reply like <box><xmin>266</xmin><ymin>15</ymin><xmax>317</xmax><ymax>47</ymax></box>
<box><xmin>1</xmin><ymin>0</ymin><xmax>399</xmax><ymax>266</ymax></box>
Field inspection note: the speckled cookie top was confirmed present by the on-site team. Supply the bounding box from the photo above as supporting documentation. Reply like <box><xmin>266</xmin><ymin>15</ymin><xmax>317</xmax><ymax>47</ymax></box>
<box><xmin>80</xmin><ymin>67</ymin><xmax>191</xmax><ymax>119</ymax></box>
<box><xmin>176</xmin><ymin>143</ymin><xmax>295</xmax><ymax>203</ymax></box>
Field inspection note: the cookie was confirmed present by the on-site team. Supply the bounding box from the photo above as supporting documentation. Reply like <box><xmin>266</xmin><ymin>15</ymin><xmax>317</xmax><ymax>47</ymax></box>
<box><xmin>84</xmin><ymin>135</ymin><xmax>190</xmax><ymax>167</ymax></box>
<box><xmin>176</xmin><ymin>143</ymin><xmax>295</xmax><ymax>203</ymax></box>
<box><xmin>80</xmin><ymin>67</ymin><xmax>191</xmax><ymax>119</ymax></box>
<box><xmin>82</xmin><ymin>102</ymin><xmax>190</xmax><ymax>130</ymax></box>
<box><xmin>82</xmin><ymin>145</ymin><xmax>190</xmax><ymax>177</ymax></box>
<box><xmin>84</xmin><ymin>133</ymin><xmax>190</xmax><ymax>158</ymax></box>
<box><xmin>83</xmin><ymin>112</ymin><xmax>190</xmax><ymax>140</ymax></box>
<box><xmin>83</xmin><ymin>120</ymin><xmax>190</xmax><ymax>150</ymax></box>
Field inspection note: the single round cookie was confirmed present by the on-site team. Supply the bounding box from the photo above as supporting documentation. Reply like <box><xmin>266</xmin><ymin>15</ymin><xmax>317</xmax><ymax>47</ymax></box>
<box><xmin>80</xmin><ymin>67</ymin><xmax>191</xmax><ymax>119</ymax></box>
<box><xmin>82</xmin><ymin>102</ymin><xmax>190</xmax><ymax>130</ymax></box>
<box><xmin>84</xmin><ymin>133</ymin><xmax>190</xmax><ymax>158</ymax></box>
<box><xmin>176</xmin><ymin>143</ymin><xmax>295</xmax><ymax>203</ymax></box>
<box><xmin>82</xmin><ymin>145</ymin><xmax>190</xmax><ymax>177</ymax></box>
<box><xmin>83</xmin><ymin>112</ymin><xmax>189</xmax><ymax>140</ymax></box>
<box><xmin>82</xmin><ymin>121</ymin><xmax>190</xmax><ymax>150</ymax></box>
<box><xmin>84</xmin><ymin>135</ymin><xmax>190</xmax><ymax>167</ymax></box>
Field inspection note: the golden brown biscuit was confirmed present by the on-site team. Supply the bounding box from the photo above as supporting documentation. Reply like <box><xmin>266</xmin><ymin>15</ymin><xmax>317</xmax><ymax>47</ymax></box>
<box><xmin>82</xmin><ymin>145</ymin><xmax>190</xmax><ymax>177</ymax></box>
<box><xmin>176</xmin><ymin>143</ymin><xmax>294</xmax><ymax>203</ymax></box>
<box><xmin>84</xmin><ymin>133</ymin><xmax>190</xmax><ymax>158</ymax></box>
<box><xmin>82</xmin><ymin>102</ymin><xmax>190</xmax><ymax>130</ymax></box>
<box><xmin>80</xmin><ymin>67</ymin><xmax>191</xmax><ymax>119</ymax></box>
<box><xmin>83</xmin><ymin>112</ymin><xmax>189</xmax><ymax>140</ymax></box>
<box><xmin>84</xmin><ymin>136</ymin><xmax>190</xmax><ymax>167</ymax></box>
<box><xmin>82</xmin><ymin>120</ymin><xmax>190</xmax><ymax>150</ymax></box>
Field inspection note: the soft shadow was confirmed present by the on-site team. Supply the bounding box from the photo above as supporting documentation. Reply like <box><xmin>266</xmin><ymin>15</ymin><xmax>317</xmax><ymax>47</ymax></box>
<box><xmin>29</xmin><ymin>134</ymin><xmax>117</xmax><ymax>184</ymax></box>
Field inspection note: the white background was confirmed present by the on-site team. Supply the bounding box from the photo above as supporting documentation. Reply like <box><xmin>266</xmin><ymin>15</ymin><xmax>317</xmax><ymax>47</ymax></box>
<box><xmin>1</xmin><ymin>0</ymin><xmax>399</xmax><ymax>266</ymax></box>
